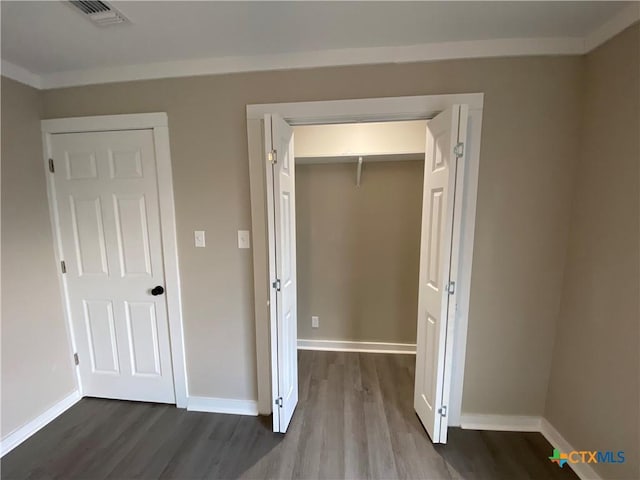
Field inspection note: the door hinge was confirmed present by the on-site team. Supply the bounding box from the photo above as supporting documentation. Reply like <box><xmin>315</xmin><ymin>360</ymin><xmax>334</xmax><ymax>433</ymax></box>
<box><xmin>272</xmin><ymin>278</ymin><xmax>281</xmax><ymax>291</ymax></box>
<box><xmin>454</xmin><ymin>142</ymin><xmax>464</xmax><ymax>158</ymax></box>
<box><xmin>275</xmin><ymin>396</ymin><xmax>283</xmax><ymax>408</ymax></box>
<box><xmin>438</xmin><ymin>405</ymin><xmax>447</xmax><ymax>417</ymax></box>
<box><xmin>268</xmin><ymin>149</ymin><xmax>277</xmax><ymax>165</ymax></box>
<box><xmin>446</xmin><ymin>280</ymin><xmax>455</xmax><ymax>295</ymax></box>
<box><xmin>73</xmin><ymin>353</ymin><xmax>79</xmax><ymax>365</ymax></box>
<box><xmin>60</xmin><ymin>260</ymin><xmax>67</xmax><ymax>274</ymax></box>
<box><xmin>48</xmin><ymin>158</ymin><xmax>55</xmax><ymax>173</ymax></box>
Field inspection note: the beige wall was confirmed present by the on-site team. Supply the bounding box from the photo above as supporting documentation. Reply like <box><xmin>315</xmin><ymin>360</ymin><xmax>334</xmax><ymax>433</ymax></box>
<box><xmin>41</xmin><ymin>54</ymin><xmax>583</xmax><ymax>414</ymax></box>
<box><xmin>545</xmin><ymin>24</ymin><xmax>640</xmax><ymax>480</ymax></box>
<box><xmin>1</xmin><ymin>77</ymin><xmax>77</xmax><ymax>438</ymax></box>
<box><xmin>294</xmin><ymin>120</ymin><xmax>427</xmax><ymax>158</ymax></box>
<box><xmin>296</xmin><ymin>160</ymin><xmax>423</xmax><ymax>343</ymax></box>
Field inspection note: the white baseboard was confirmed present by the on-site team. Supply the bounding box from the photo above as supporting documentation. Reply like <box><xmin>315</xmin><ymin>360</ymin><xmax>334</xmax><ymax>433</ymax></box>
<box><xmin>540</xmin><ymin>418</ymin><xmax>602</xmax><ymax>480</ymax></box>
<box><xmin>459</xmin><ymin>414</ymin><xmax>601</xmax><ymax>480</ymax></box>
<box><xmin>186</xmin><ymin>396</ymin><xmax>258</xmax><ymax>416</ymax></box>
<box><xmin>297</xmin><ymin>339</ymin><xmax>416</xmax><ymax>354</ymax></box>
<box><xmin>1</xmin><ymin>390</ymin><xmax>81</xmax><ymax>457</ymax></box>
<box><xmin>460</xmin><ymin>413</ymin><xmax>542</xmax><ymax>432</ymax></box>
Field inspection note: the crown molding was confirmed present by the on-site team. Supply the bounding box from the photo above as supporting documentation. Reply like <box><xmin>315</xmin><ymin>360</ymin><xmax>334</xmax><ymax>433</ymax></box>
<box><xmin>3</xmin><ymin>7</ymin><xmax>638</xmax><ymax>91</ymax></box>
<box><xmin>584</xmin><ymin>3</ymin><xmax>640</xmax><ymax>52</ymax></box>
<box><xmin>38</xmin><ymin>36</ymin><xmax>584</xmax><ymax>89</ymax></box>
<box><xmin>1</xmin><ymin>60</ymin><xmax>42</xmax><ymax>89</ymax></box>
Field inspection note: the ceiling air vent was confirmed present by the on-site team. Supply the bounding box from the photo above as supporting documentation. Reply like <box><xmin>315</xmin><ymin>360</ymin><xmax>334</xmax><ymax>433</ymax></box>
<box><xmin>69</xmin><ymin>1</ymin><xmax>129</xmax><ymax>26</ymax></box>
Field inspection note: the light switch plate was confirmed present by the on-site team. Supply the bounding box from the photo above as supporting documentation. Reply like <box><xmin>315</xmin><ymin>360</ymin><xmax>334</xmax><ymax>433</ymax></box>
<box><xmin>194</xmin><ymin>230</ymin><xmax>205</xmax><ymax>248</ymax></box>
<box><xmin>238</xmin><ymin>230</ymin><xmax>251</xmax><ymax>249</ymax></box>
<box><xmin>312</xmin><ymin>316</ymin><xmax>319</xmax><ymax>328</ymax></box>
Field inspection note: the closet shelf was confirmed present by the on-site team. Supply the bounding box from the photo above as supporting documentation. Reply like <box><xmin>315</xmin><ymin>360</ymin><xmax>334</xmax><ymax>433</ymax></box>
<box><xmin>294</xmin><ymin>152</ymin><xmax>423</xmax><ymax>165</ymax></box>
<box><xmin>295</xmin><ymin>152</ymin><xmax>424</xmax><ymax>187</ymax></box>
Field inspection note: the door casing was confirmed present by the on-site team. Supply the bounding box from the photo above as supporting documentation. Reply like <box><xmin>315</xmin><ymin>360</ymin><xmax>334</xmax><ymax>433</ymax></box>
<box><xmin>246</xmin><ymin>94</ymin><xmax>484</xmax><ymax>428</ymax></box>
<box><xmin>41</xmin><ymin>113</ymin><xmax>188</xmax><ymax>408</ymax></box>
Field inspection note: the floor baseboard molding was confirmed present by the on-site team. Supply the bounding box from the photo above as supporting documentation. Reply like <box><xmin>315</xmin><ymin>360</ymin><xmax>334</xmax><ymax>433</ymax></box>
<box><xmin>540</xmin><ymin>418</ymin><xmax>602</xmax><ymax>480</ymax></box>
<box><xmin>187</xmin><ymin>396</ymin><xmax>258</xmax><ymax>416</ymax></box>
<box><xmin>460</xmin><ymin>414</ymin><xmax>601</xmax><ymax>480</ymax></box>
<box><xmin>297</xmin><ymin>339</ymin><xmax>416</xmax><ymax>354</ymax></box>
<box><xmin>460</xmin><ymin>413</ymin><xmax>542</xmax><ymax>432</ymax></box>
<box><xmin>1</xmin><ymin>390</ymin><xmax>81</xmax><ymax>457</ymax></box>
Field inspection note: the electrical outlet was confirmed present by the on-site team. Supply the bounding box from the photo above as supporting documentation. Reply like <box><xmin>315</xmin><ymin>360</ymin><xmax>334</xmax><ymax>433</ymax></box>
<box><xmin>312</xmin><ymin>316</ymin><xmax>319</xmax><ymax>328</ymax></box>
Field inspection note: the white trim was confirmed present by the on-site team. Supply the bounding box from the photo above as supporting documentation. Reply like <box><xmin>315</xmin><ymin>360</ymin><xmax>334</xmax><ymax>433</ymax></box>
<box><xmin>263</xmin><ymin>114</ymin><xmax>281</xmax><ymax>430</ymax></box>
<box><xmin>247</xmin><ymin>94</ymin><xmax>483</xmax><ymax>429</ymax></box>
<box><xmin>152</xmin><ymin>125</ymin><xmax>188</xmax><ymax>408</ymax></box>
<box><xmin>186</xmin><ymin>396</ymin><xmax>258</xmax><ymax>416</ymax></box>
<box><xmin>247</xmin><ymin>120</ymin><xmax>272</xmax><ymax>415</ymax></box>
<box><xmin>584</xmin><ymin>4</ymin><xmax>640</xmax><ymax>52</ymax></box>
<box><xmin>247</xmin><ymin>94</ymin><xmax>484</xmax><ymax>124</ymax></box>
<box><xmin>5</xmin><ymin>8</ymin><xmax>639</xmax><ymax>91</ymax></box>
<box><xmin>1</xmin><ymin>60</ymin><xmax>42</xmax><ymax>89</ymax></box>
<box><xmin>541</xmin><ymin>419</ymin><xmax>603</xmax><ymax>480</ymax></box>
<box><xmin>38</xmin><ymin>36</ymin><xmax>584</xmax><ymax>90</ymax></box>
<box><xmin>1</xmin><ymin>390</ymin><xmax>81</xmax><ymax>457</ymax></box>
<box><xmin>297</xmin><ymin>339</ymin><xmax>416</xmax><ymax>354</ymax></box>
<box><xmin>460</xmin><ymin>414</ymin><xmax>542</xmax><ymax>432</ymax></box>
<box><xmin>446</xmin><ymin>107</ymin><xmax>483</xmax><ymax>428</ymax></box>
<box><xmin>42</xmin><ymin>131</ymin><xmax>84</xmax><ymax>395</ymax></box>
<box><xmin>41</xmin><ymin>113</ymin><xmax>188</xmax><ymax>408</ymax></box>
<box><xmin>459</xmin><ymin>415</ymin><xmax>602</xmax><ymax>479</ymax></box>
<box><xmin>41</xmin><ymin>113</ymin><xmax>168</xmax><ymax>134</ymax></box>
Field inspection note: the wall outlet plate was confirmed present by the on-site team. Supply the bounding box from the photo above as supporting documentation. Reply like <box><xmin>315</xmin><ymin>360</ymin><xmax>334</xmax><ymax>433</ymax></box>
<box><xmin>194</xmin><ymin>230</ymin><xmax>206</xmax><ymax>247</ymax></box>
<box><xmin>312</xmin><ymin>316</ymin><xmax>319</xmax><ymax>328</ymax></box>
<box><xmin>238</xmin><ymin>230</ymin><xmax>251</xmax><ymax>249</ymax></box>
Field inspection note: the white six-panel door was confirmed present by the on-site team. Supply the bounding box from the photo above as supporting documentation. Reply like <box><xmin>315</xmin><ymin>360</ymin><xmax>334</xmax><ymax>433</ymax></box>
<box><xmin>414</xmin><ymin>105</ymin><xmax>468</xmax><ymax>443</ymax></box>
<box><xmin>51</xmin><ymin>130</ymin><xmax>175</xmax><ymax>403</ymax></box>
<box><xmin>265</xmin><ymin>114</ymin><xmax>299</xmax><ymax>433</ymax></box>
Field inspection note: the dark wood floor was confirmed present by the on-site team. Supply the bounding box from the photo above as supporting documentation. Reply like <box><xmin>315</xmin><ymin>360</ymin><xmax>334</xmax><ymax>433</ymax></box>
<box><xmin>2</xmin><ymin>351</ymin><xmax>577</xmax><ymax>479</ymax></box>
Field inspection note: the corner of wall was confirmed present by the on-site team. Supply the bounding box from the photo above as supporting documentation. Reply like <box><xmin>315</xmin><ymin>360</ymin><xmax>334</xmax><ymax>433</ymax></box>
<box><xmin>541</xmin><ymin>23</ymin><xmax>640</xmax><ymax>480</ymax></box>
<box><xmin>542</xmin><ymin>48</ymin><xmax>588</xmax><ymax>421</ymax></box>
<box><xmin>1</xmin><ymin>75</ymin><xmax>77</xmax><ymax>442</ymax></box>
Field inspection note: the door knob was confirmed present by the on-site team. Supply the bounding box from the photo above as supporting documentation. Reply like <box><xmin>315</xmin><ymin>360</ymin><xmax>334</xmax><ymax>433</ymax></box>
<box><xmin>151</xmin><ymin>285</ymin><xmax>165</xmax><ymax>296</ymax></box>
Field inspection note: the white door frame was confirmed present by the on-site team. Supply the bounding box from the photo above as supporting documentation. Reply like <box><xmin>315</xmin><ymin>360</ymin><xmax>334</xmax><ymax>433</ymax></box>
<box><xmin>246</xmin><ymin>93</ymin><xmax>483</xmax><ymax>427</ymax></box>
<box><xmin>41</xmin><ymin>113</ymin><xmax>188</xmax><ymax>408</ymax></box>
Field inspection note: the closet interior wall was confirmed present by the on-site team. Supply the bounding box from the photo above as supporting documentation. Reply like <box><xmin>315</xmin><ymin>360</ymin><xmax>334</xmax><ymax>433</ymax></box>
<box><xmin>295</xmin><ymin>120</ymin><xmax>425</xmax><ymax>345</ymax></box>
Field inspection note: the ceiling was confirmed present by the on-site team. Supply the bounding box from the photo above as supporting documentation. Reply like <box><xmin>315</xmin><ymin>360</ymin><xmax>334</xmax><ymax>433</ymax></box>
<box><xmin>1</xmin><ymin>1</ymin><xmax>638</xmax><ymax>89</ymax></box>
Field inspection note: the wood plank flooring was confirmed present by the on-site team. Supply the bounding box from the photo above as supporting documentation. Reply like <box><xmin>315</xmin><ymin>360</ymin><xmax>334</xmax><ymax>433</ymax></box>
<box><xmin>2</xmin><ymin>351</ymin><xmax>577</xmax><ymax>479</ymax></box>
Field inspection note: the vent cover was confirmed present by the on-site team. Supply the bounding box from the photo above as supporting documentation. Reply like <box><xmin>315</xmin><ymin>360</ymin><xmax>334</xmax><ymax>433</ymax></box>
<box><xmin>69</xmin><ymin>1</ymin><xmax>129</xmax><ymax>26</ymax></box>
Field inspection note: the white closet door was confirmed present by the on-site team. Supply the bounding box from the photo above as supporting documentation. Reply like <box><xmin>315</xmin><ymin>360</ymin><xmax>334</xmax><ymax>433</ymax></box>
<box><xmin>265</xmin><ymin>114</ymin><xmax>299</xmax><ymax>433</ymax></box>
<box><xmin>414</xmin><ymin>105</ymin><xmax>467</xmax><ymax>443</ymax></box>
<box><xmin>52</xmin><ymin>130</ymin><xmax>175</xmax><ymax>404</ymax></box>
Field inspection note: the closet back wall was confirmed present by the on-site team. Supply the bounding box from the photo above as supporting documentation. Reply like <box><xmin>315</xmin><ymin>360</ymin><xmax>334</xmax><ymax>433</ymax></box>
<box><xmin>296</xmin><ymin>159</ymin><xmax>423</xmax><ymax>344</ymax></box>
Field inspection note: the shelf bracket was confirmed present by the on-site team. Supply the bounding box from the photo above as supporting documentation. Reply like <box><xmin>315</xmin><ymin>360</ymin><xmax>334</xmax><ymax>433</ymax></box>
<box><xmin>356</xmin><ymin>156</ymin><xmax>363</xmax><ymax>187</ymax></box>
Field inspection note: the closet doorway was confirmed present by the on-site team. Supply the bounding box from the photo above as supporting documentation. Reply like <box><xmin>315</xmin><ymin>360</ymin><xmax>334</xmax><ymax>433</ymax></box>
<box><xmin>294</xmin><ymin>119</ymin><xmax>427</xmax><ymax>356</ymax></box>
<box><xmin>247</xmin><ymin>95</ymin><xmax>484</xmax><ymax>444</ymax></box>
